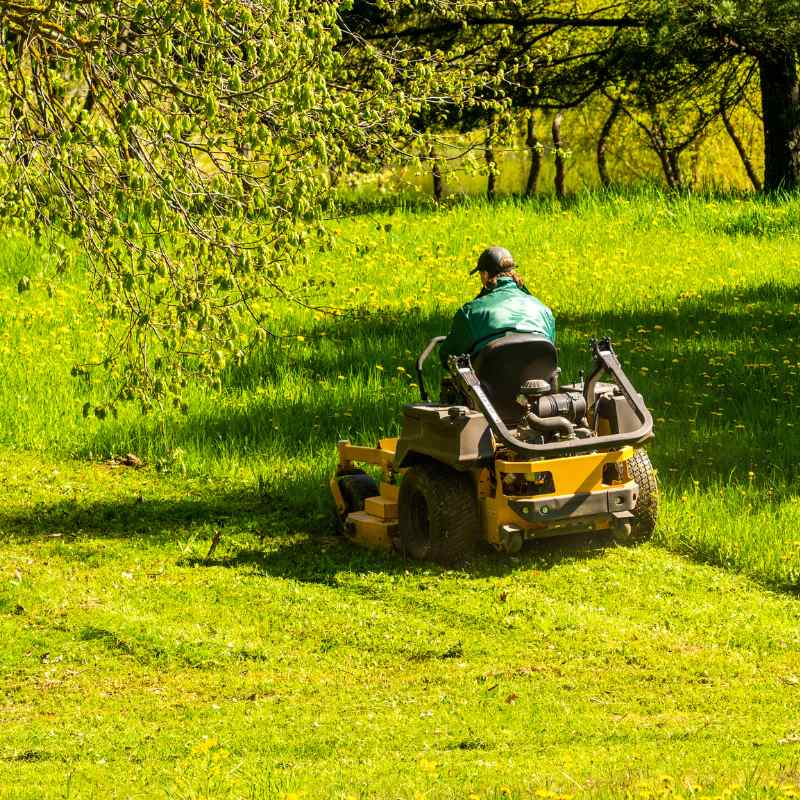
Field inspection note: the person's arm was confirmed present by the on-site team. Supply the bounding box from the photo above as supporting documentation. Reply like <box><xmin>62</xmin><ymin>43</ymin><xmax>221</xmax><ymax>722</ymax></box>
<box><xmin>439</xmin><ymin>307</ymin><xmax>474</xmax><ymax>368</ymax></box>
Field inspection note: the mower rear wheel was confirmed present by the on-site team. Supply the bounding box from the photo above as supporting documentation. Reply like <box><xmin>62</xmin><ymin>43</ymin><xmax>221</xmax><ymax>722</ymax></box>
<box><xmin>613</xmin><ymin>449</ymin><xmax>659</xmax><ymax>544</ymax></box>
<box><xmin>398</xmin><ymin>462</ymin><xmax>480</xmax><ymax>565</ymax></box>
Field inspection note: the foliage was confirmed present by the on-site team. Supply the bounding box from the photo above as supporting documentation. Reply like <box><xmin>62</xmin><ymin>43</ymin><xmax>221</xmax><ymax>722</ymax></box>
<box><xmin>1</xmin><ymin>0</ymin><xmax>798</xmax><ymax>409</ymax></box>
<box><xmin>0</xmin><ymin>0</ymin><xmax>458</xmax><ymax>411</ymax></box>
<box><xmin>345</xmin><ymin>1</ymin><xmax>800</xmax><ymax>189</ymax></box>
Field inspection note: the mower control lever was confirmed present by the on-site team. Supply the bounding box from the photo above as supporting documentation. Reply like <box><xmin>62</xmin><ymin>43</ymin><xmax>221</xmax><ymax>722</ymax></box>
<box><xmin>415</xmin><ymin>335</ymin><xmax>447</xmax><ymax>402</ymax></box>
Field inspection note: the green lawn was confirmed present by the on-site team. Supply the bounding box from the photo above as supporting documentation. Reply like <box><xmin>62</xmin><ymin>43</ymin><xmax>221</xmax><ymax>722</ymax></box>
<box><xmin>2</xmin><ymin>190</ymin><xmax>800</xmax><ymax>798</ymax></box>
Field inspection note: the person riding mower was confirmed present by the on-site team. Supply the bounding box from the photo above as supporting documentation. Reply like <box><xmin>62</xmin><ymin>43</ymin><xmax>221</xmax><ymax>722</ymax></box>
<box><xmin>330</xmin><ymin>252</ymin><xmax>658</xmax><ymax>564</ymax></box>
<box><xmin>438</xmin><ymin>245</ymin><xmax>555</xmax><ymax>370</ymax></box>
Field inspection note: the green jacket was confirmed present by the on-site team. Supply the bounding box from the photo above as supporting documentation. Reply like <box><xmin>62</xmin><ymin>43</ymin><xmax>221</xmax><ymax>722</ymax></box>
<box><xmin>439</xmin><ymin>277</ymin><xmax>556</xmax><ymax>368</ymax></box>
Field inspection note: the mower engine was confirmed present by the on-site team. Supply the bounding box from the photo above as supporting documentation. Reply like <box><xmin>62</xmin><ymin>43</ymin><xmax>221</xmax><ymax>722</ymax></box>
<box><xmin>515</xmin><ymin>380</ymin><xmax>592</xmax><ymax>444</ymax></box>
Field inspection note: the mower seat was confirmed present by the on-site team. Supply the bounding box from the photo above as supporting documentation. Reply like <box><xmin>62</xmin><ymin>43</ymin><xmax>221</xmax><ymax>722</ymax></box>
<box><xmin>472</xmin><ymin>334</ymin><xmax>558</xmax><ymax>425</ymax></box>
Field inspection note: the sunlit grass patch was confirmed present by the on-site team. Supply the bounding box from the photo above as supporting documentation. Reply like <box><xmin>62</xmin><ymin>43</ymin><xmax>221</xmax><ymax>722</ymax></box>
<box><xmin>1</xmin><ymin>450</ymin><xmax>800</xmax><ymax>798</ymax></box>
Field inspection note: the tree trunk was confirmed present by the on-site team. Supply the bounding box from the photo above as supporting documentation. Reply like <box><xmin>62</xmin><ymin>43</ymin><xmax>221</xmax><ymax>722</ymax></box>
<box><xmin>552</xmin><ymin>111</ymin><xmax>565</xmax><ymax>199</ymax></box>
<box><xmin>485</xmin><ymin>125</ymin><xmax>496</xmax><ymax>201</ymax></box>
<box><xmin>721</xmin><ymin>103</ymin><xmax>762</xmax><ymax>192</ymax></box>
<box><xmin>430</xmin><ymin>145</ymin><xmax>443</xmax><ymax>203</ymax></box>
<box><xmin>758</xmin><ymin>50</ymin><xmax>800</xmax><ymax>191</ymax></box>
<box><xmin>597</xmin><ymin>98</ymin><xmax>621</xmax><ymax>188</ymax></box>
<box><xmin>667</xmin><ymin>150</ymin><xmax>683</xmax><ymax>190</ymax></box>
<box><xmin>654</xmin><ymin>147</ymin><xmax>675</xmax><ymax>188</ymax></box>
<box><xmin>525</xmin><ymin>112</ymin><xmax>542</xmax><ymax>196</ymax></box>
<box><xmin>646</xmin><ymin>119</ymin><xmax>681</xmax><ymax>190</ymax></box>
<box><xmin>688</xmin><ymin>142</ymin><xmax>702</xmax><ymax>189</ymax></box>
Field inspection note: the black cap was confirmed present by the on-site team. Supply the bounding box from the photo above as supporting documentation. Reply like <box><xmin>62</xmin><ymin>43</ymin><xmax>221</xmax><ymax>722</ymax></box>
<box><xmin>470</xmin><ymin>246</ymin><xmax>516</xmax><ymax>275</ymax></box>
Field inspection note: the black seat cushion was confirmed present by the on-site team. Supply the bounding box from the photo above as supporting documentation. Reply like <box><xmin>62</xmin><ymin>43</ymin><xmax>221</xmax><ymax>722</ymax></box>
<box><xmin>472</xmin><ymin>334</ymin><xmax>558</xmax><ymax>425</ymax></box>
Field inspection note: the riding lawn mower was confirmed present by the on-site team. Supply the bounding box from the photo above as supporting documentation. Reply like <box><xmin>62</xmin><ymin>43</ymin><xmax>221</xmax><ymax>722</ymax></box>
<box><xmin>331</xmin><ymin>335</ymin><xmax>658</xmax><ymax>564</ymax></box>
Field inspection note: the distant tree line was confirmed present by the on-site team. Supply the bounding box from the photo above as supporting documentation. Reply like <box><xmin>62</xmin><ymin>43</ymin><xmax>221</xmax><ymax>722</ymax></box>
<box><xmin>339</xmin><ymin>1</ymin><xmax>800</xmax><ymax>197</ymax></box>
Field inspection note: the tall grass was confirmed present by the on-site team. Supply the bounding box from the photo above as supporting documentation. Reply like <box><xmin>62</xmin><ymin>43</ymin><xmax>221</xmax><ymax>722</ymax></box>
<box><xmin>0</xmin><ymin>188</ymin><xmax>799</xmax><ymax>587</ymax></box>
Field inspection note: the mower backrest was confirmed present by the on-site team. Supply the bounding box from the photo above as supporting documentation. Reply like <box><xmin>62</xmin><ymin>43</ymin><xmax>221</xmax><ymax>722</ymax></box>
<box><xmin>472</xmin><ymin>334</ymin><xmax>559</xmax><ymax>425</ymax></box>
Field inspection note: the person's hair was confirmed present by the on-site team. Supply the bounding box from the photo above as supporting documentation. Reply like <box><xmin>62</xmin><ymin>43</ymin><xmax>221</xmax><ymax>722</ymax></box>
<box><xmin>485</xmin><ymin>268</ymin><xmax>525</xmax><ymax>289</ymax></box>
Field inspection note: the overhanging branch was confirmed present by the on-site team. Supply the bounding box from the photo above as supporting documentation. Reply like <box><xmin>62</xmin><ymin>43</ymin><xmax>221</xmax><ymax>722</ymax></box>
<box><xmin>360</xmin><ymin>14</ymin><xmax>643</xmax><ymax>42</ymax></box>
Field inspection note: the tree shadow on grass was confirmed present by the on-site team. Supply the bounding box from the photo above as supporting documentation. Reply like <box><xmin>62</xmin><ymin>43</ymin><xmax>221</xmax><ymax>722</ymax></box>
<box><xmin>222</xmin><ymin>305</ymin><xmax>454</xmax><ymax>389</ymax></box>
<box><xmin>556</xmin><ymin>280</ymin><xmax>800</xmax><ymax>480</ymax></box>
<box><xmin>191</xmin><ymin>529</ymin><xmax>615</xmax><ymax>585</ymax></box>
<box><xmin>74</xmin><ymin>278</ymin><xmax>800</xmax><ymax>553</ymax></box>
<box><xmin>52</xmin><ymin>277</ymin><xmax>800</xmax><ymax>589</ymax></box>
<box><xmin>0</xmin><ymin>471</ymin><xmax>615</xmax><ymax>581</ymax></box>
<box><xmin>0</xmin><ymin>490</ymin><xmax>277</xmax><ymax>544</ymax></box>
<box><xmin>106</xmin><ymin>277</ymin><xmax>800</xmax><ymax>489</ymax></box>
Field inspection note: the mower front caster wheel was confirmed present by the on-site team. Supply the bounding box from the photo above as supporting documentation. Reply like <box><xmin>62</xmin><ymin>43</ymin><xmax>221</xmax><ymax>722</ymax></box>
<box><xmin>338</xmin><ymin>472</ymin><xmax>379</xmax><ymax>512</ymax></box>
<box><xmin>613</xmin><ymin>449</ymin><xmax>659</xmax><ymax>545</ymax></box>
<box><xmin>335</xmin><ymin>471</ymin><xmax>379</xmax><ymax>533</ymax></box>
<box><xmin>398</xmin><ymin>463</ymin><xmax>480</xmax><ymax>565</ymax></box>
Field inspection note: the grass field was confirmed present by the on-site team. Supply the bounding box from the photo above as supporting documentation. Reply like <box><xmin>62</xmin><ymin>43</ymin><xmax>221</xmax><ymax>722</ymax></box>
<box><xmin>2</xmin><ymin>189</ymin><xmax>800</xmax><ymax>798</ymax></box>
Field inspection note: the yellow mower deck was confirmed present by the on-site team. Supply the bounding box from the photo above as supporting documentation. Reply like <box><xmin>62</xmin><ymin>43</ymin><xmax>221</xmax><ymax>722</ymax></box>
<box><xmin>332</xmin><ymin>438</ymin><xmax>637</xmax><ymax>553</ymax></box>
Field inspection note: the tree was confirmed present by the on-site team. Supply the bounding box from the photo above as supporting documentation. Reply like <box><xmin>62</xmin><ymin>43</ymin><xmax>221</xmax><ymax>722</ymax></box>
<box><xmin>617</xmin><ymin>0</ymin><xmax>799</xmax><ymax>190</ymax></box>
<box><xmin>609</xmin><ymin>71</ymin><xmax>739</xmax><ymax>190</ymax></box>
<box><xmin>551</xmin><ymin>111</ymin><xmax>566</xmax><ymax>198</ymax></box>
<box><xmin>0</xmin><ymin>0</ymin><xmax>446</xmax><ymax>413</ymax></box>
<box><xmin>339</xmin><ymin>1</ymin><xmax>516</xmax><ymax>201</ymax></box>
<box><xmin>348</xmin><ymin>1</ymin><xmax>800</xmax><ymax>191</ymax></box>
<box><xmin>525</xmin><ymin>110</ymin><xmax>543</xmax><ymax>196</ymax></box>
<box><xmin>596</xmin><ymin>97</ymin><xmax>622</xmax><ymax>188</ymax></box>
